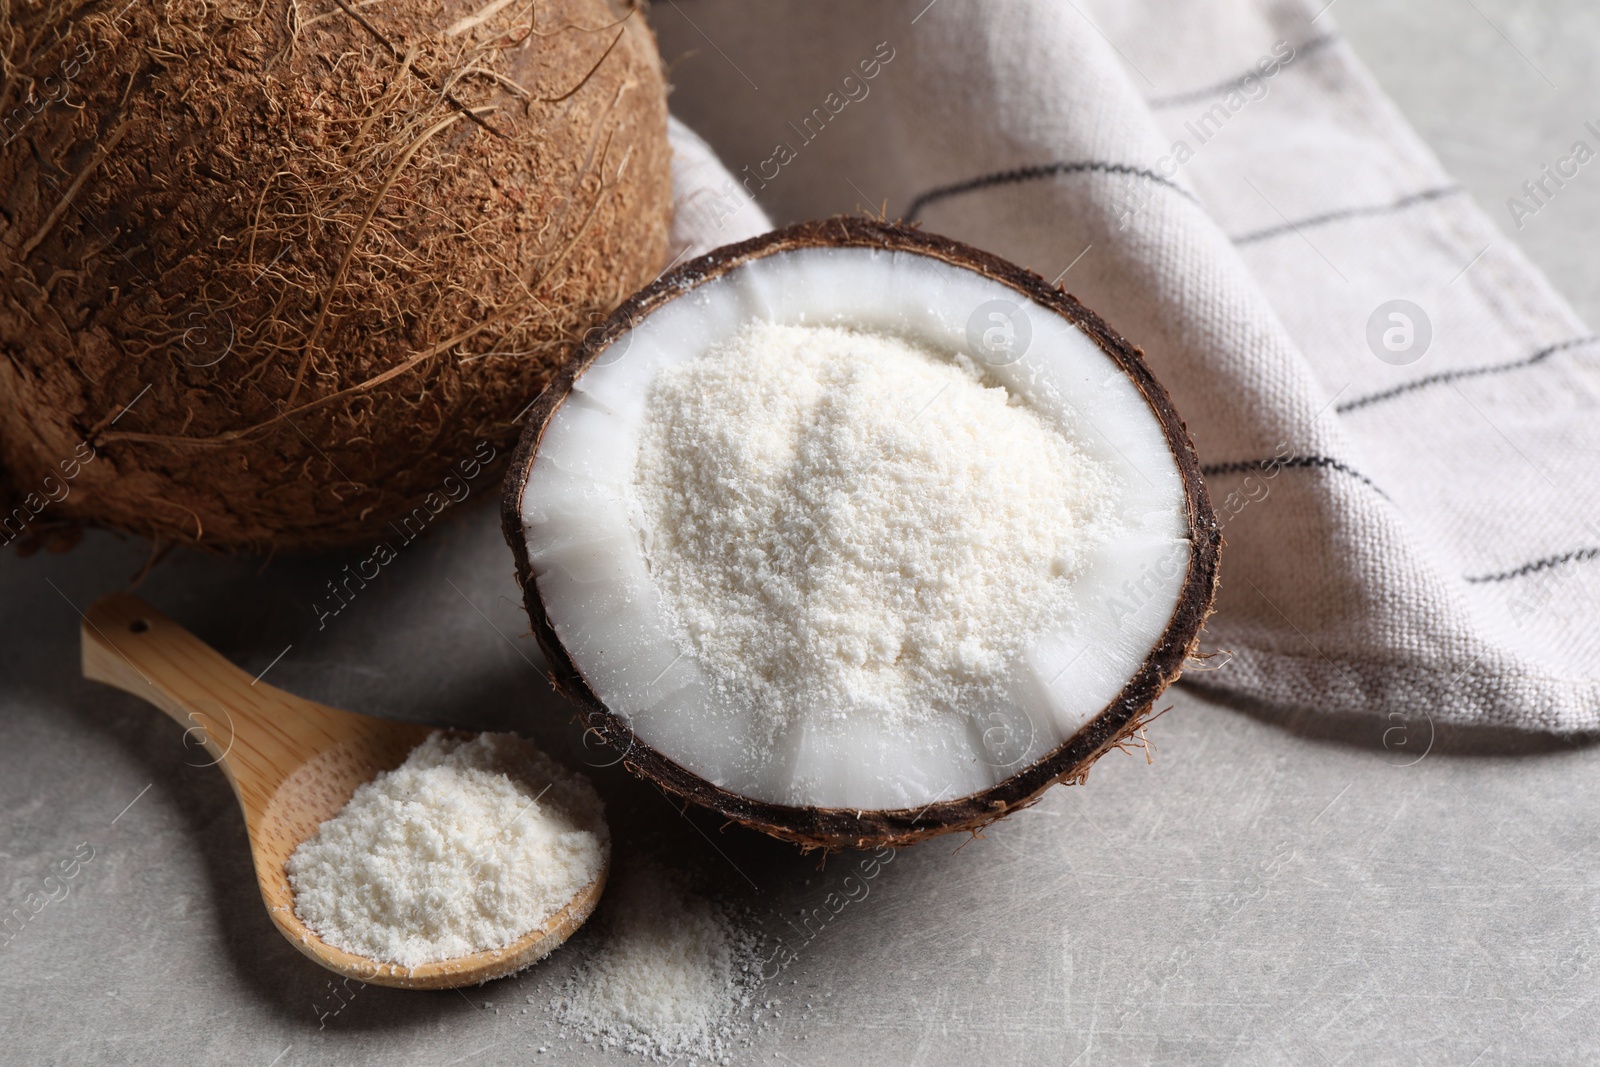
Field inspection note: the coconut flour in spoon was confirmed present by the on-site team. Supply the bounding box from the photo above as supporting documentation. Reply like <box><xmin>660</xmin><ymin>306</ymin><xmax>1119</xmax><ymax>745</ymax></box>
<box><xmin>285</xmin><ymin>731</ymin><xmax>607</xmax><ymax>968</ymax></box>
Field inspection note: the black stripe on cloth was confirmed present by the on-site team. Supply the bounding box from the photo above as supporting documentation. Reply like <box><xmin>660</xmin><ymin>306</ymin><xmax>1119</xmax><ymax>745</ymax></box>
<box><xmin>1146</xmin><ymin>34</ymin><xmax>1342</xmax><ymax>110</ymax></box>
<box><xmin>1336</xmin><ymin>336</ymin><xmax>1598</xmax><ymax>414</ymax></box>
<box><xmin>1231</xmin><ymin>185</ymin><xmax>1465</xmax><ymax>245</ymax></box>
<box><xmin>904</xmin><ymin>161</ymin><xmax>1198</xmax><ymax>222</ymax></box>
<box><xmin>1465</xmin><ymin>547</ymin><xmax>1600</xmax><ymax>584</ymax></box>
<box><xmin>1201</xmin><ymin>454</ymin><xmax>1389</xmax><ymax>499</ymax></box>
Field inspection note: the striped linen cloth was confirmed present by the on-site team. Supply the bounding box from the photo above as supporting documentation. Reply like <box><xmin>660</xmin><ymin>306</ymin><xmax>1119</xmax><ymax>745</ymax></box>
<box><xmin>654</xmin><ymin>0</ymin><xmax>1600</xmax><ymax>731</ymax></box>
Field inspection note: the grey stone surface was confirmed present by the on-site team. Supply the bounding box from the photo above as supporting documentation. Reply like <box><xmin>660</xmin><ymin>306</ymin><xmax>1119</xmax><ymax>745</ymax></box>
<box><xmin>3</xmin><ymin>4</ymin><xmax>1597</xmax><ymax>1065</ymax></box>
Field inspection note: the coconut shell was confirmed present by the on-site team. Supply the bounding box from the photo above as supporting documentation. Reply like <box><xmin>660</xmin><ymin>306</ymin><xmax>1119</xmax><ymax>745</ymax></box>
<box><xmin>503</xmin><ymin>217</ymin><xmax>1222</xmax><ymax>851</ymax></box>
<box><xmin>0</xmin><ymin>0</ymin><xmax>669</xmax><ymax>552</ymax></box>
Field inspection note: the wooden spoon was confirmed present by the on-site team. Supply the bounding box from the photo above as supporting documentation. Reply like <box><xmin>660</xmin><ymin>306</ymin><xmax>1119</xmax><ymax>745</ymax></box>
<box><xmin>80</xmin><ymin>592</ymin><xmax>606</xmax><ymax>989</ymax></box>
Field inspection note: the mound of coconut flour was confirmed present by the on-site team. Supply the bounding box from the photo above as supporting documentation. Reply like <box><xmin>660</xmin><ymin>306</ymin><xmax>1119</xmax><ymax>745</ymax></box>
<box><xmin>285</xmin><ymin>731</ymin><xmax>607</xmax><ymax>968</ymax></box>
<box><xmin>633</xmin><ymin>320</ymin><xmax>1114</xmax><ymax>738</ymax></box>
<box><xmin>546</xmin><ymin>861</ymin><xmax>762</xmax><ymax>1062</ymax></box>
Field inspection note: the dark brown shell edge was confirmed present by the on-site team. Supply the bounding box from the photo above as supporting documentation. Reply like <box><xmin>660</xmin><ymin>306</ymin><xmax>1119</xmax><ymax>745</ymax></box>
<box><xmin>501</xmin><ymin>216</ymin><xmax>1221</xmax><ymax>851</ymax></box>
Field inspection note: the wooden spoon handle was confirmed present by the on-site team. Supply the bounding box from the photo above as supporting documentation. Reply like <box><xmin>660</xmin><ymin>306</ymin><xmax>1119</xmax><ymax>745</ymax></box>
<box><xmin>80</xmin><ymin>593</ymin><xmax>373</xmax><ymax>818</ymax></box>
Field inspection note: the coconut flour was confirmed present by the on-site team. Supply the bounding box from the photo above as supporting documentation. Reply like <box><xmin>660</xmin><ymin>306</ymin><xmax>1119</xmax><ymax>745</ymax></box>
<box><xmin>633</xmin><ymin>320</ymin><xmax>1113</xmax><ymax>737</ymax></box>
<box><xmin>285</xmin><ymin>731</ymin><xmax>607</xmax><ymax>968</ymax></box>
<box><xmin>547</xmin><ymin>860</ymin><xmax>762</xmax><ymax>1063</ymax></box>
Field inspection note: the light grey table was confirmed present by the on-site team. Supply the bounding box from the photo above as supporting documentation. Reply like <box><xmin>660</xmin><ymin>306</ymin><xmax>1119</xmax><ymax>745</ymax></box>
<box><xmin>4</xmin><ymin>3</ymin><xmax>1598</xmax><ymax>1064</ymax></box>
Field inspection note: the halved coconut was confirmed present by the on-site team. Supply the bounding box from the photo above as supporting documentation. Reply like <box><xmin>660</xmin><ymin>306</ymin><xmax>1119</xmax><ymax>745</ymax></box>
<box><xmin>502</xmin><ymin>218</ymin><xmax>1219</xmax><ymax>850</ymax></box>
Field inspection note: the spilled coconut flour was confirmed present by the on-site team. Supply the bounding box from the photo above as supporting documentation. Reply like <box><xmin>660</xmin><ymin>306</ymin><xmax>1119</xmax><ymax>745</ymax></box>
<box><xmin>544</xmin><ymin>860</ymin><xmax>763</xmax><ymax>1063</ymax></box>
<box><xmin>632</xmin><ymin>320</ymin><xmax>1115</xmax><ymax>739</ymax></box>
<box><xmin>285</xmin><ymin>731</ymin><xmax>607</xmax><ymax>968</ymax></box>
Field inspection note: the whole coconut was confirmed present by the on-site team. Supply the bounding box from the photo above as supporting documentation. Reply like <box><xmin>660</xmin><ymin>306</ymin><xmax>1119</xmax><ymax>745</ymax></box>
<box><xmin>0</xmin><ymin>0</ymin><xmax>669</xmax><ymax>552</ymax></box>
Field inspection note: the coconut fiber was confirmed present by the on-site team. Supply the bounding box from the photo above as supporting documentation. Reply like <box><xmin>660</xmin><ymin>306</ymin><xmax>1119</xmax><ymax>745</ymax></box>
<box><xmin>0</xmin><ymin>0</ymin><xmax>669</xmax><ymax>552</ymax></box>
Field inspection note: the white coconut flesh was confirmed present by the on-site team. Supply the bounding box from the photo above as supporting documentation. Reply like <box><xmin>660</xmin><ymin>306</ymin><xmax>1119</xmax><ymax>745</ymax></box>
<box><xmin>521</xmin><ymin>246</ymin><xmax>1191</xmax><ymax>811</ymax></box>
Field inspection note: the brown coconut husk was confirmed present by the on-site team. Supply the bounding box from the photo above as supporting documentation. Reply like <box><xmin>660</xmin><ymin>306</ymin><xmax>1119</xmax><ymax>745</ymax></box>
<box><xmin>0</xmin><ymin>0</ymin><xmax>669</xmax><ymax>552</ymax></box>
<box><xmin>503</xmin><ymin>217</ymin><xmax>1223</xmax><ymax>851</ymax></box>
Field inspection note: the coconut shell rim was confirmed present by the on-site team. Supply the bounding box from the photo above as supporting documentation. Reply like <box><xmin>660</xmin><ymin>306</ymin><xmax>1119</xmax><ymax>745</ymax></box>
<box><xmin>501</xmin><ymin>216</ymin><xmax>1221</xmax><ymax>851</ymax></box>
